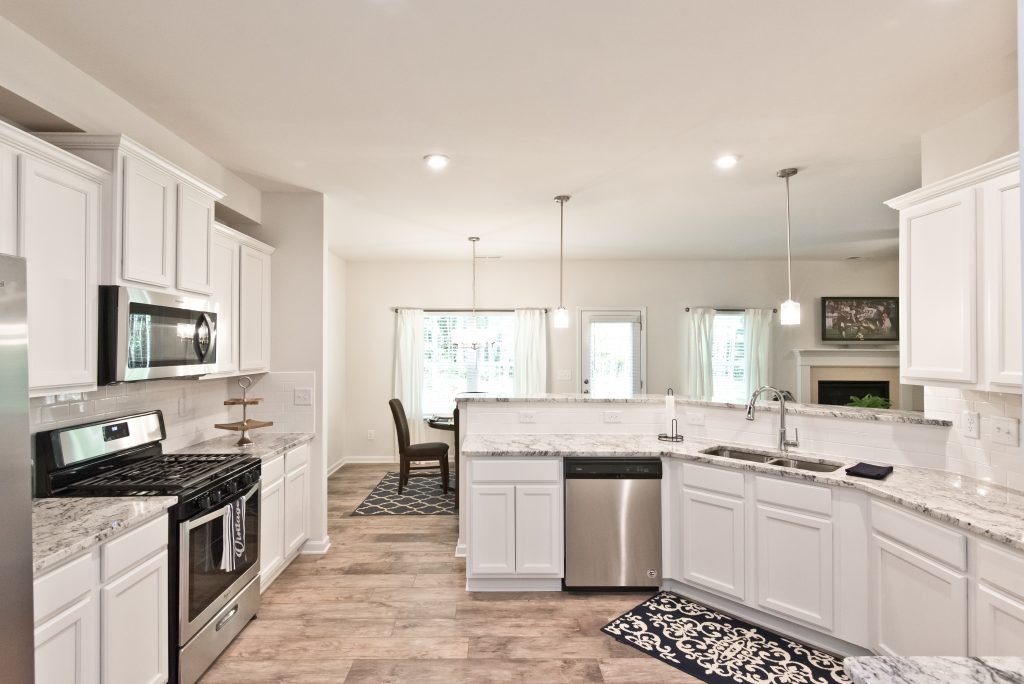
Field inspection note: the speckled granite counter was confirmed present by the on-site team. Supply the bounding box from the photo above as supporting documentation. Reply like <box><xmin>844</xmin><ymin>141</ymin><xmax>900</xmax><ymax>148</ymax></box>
<box><xmin>844</xmin><ymin>656</ymin><xmax>1024</xmax><ymax>684</ymax></box>
<box><xmin>170</xmin><ymin>432</ymin><xmax>314</xmax><ymax>463</ymax></box>
<box><xmin>457</xmin><ymin>392</ymin><xmax>663</xmax><ymax>404</ymax></box>
<box><xmin>461</xmin><ymin>433</ymin><xmax>1024</xmax><ymax>553</ymax></box>
<box><xmin>33</xmin><ymin>497</ymin><xmax>176</xmax><ymax>575</ymax></box>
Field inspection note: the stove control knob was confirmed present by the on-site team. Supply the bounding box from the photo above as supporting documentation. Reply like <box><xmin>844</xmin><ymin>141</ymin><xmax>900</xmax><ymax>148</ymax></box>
<box><xmin>197</xmin><ymin>494</ymin><xmax>211</xmax><ymax>510</ymax></box>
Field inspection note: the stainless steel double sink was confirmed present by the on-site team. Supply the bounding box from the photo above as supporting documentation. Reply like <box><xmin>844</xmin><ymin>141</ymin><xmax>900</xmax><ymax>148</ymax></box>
<box><xmin>701</xmin><ymin>446</ymin><xmax>842</xmax><ymax>473</ymax></box>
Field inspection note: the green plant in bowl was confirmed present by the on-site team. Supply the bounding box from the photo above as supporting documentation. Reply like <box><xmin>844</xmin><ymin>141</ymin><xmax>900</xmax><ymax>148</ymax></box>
<box><xmin>847</xmin><ymin>394</ymin><xmax>892</xmax><ymax>409</ymax></box>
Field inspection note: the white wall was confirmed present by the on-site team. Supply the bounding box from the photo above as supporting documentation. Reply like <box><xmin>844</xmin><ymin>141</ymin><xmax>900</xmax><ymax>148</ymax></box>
<box><xmin>920</xmin><ymin>89</ymin><xmax>1019</xmax><ymax>185</ymax></box>
<box><xmin>0</xmin><ymin>16</ymin><xmax>262</xmax><ymax>221</ymax></box>
<box><xmin>327</xmin><ymin>252</ymin><xmax>347</xmax><ymax>472</ymax></box>
<box><xmin>343</xmin><ymin>257</ymin><xmax>898</xmax><ymax>459</ymax></box>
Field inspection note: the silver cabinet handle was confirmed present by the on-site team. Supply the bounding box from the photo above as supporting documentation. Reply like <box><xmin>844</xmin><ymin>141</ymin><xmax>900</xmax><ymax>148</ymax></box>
<box><xmin>215</xmin><ymin>605</ymin><xmax>239</xmax><ymax>631</ymax></box>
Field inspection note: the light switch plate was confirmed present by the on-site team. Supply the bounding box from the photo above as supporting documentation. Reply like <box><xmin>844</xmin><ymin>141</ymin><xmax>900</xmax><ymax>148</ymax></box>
<box><xmin>367</xmin><ymin>429</ymin><xmax>376</xmax><ymax>441</ymax></box>
<box><xmin>519</xmin><ymin>411</ymin><xmax>537</xmax><ymax>424</ymax></box>
<box><xmin>294</xmin><ymin>387</ymin><xmax>313</xmax><ymax>406</ymax></box>
<box><xmin>962</xmin><ymin>411</ymin><xmax>980</xmax><ymax>439</ymax></box>
<box><xmin>992</xmin><ymin>416</ymin><xmax>1020</xmax><ymax>446</ymax></box>
<box><xmin>556</xmin><ymin>369</ymin><xmax>572</xmax><ymax>381</ymax></box>
<box><xmin>686</xmin><ymin>412</ymin><xmax>705</xmax><ymax>426</ymax></box>
<box><xmin>603</xmin><ymin>410</ymin><xmax>623</xmax><ymax>424</ymax></box>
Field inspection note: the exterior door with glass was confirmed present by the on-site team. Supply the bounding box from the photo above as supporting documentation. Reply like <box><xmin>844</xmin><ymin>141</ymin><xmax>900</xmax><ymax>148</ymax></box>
<box><xmin>580</xmin><ymin>309</ymin><xmax>646</xmax><ymax>396</ymax></box>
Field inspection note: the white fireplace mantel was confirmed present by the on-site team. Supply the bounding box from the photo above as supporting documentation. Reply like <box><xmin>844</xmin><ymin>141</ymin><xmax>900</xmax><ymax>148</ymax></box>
<box><xmin>792</xmin><ymin>347</ymin><xmax>900</xmax><ymax>404</ymax></box>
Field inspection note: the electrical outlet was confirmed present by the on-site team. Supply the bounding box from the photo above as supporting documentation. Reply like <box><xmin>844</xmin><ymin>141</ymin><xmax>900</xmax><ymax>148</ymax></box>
<box><xmin>686</xmin><ymin>412</ymin><xmax>705</xmax><ymax>426</ymax></box>
<box><xmin>519</xmin><ymin>411</ymin><xmax>537</xmax><ymax>424</ymax></box>
<box><xmin>556</xmin><ymin>369</ymin><xmax>572</xmax><ymax>381</ymax></box>
<box><xmin>992</xmin><ymin>417</ymin><xmax>1020</xmax><ymax>446</ymax></box>
<box><xmin>367</xmin><ymin>429</ymin><xmax>376</xmax><ymax>441</ymax></box>
<box><xmin>294</xmin><ymin>387</ymin><xmax>313</xmax><ymax>406</ymax></box>
<box><xmin>603</xmin><ymin>410</ymin><xmax>622</xmax><ymax>424</ymax></box>
<box><xmin>962</xmin><ymin>411</ymin><xmax>980</xmax><ymax>439</ymax></box>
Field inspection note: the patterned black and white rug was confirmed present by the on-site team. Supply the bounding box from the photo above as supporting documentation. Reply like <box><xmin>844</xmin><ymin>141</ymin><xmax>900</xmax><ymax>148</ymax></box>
<box><xmin>602</xmin><ymin>592</ymin><xmax>851</xmax><ymax>684</ymax></box>
<box><xmin>352</xmin><ymin>472</ymin><xmax>454</xmax><ymax>516</ymax></box>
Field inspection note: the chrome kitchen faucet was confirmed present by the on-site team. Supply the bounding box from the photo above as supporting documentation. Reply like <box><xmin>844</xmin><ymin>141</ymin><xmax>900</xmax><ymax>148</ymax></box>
<box><xmin>746</xmin><ymin>385</ymin><xmax>799</xmax><ymax>454</ymax></box>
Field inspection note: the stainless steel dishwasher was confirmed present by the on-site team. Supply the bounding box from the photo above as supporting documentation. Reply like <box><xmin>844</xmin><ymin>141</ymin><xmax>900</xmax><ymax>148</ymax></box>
<box><xmin>564</xmin><ymin>458</ymin><xmax>662</xmax><ymax>589</ymax></box>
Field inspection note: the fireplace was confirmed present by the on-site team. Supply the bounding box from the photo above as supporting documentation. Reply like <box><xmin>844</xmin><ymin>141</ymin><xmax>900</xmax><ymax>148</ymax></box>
<box><xmin>817</xmin><ymin>380</ymin><xmax>890</xmax><ymax>407</ymax></box>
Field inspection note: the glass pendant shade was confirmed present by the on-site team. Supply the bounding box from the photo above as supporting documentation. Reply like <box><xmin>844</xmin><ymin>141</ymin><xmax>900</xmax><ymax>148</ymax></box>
<box><xmin>780</xmin><ymin>299</ymin><xmax>801</xmax><ymax>326</ymax></box>
<box><xmin>552</xmin><ymin>306</ymin><xmax>570</xmax><ymax>329</ymax></box>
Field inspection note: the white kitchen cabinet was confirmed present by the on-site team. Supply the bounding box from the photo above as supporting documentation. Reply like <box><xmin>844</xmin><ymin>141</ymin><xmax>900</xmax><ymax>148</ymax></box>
<box><xmin>209</xmin><ymin>226</ymin><xmax>240</xmax><ymax>375</ymax></box>
<box><xmin>260</xmin><ymin>455</ymin><xmax>287</xmax><ymax>590</ymax></box>
<box><xmin>0</xmin><ymin>139</ymin><xmax>18</xmax><ymax>255</ymax></box>
<box><xmin>756</xmin><ymin>504</ymin><xmax>834</xmax><ymax>629</ymax></box>
<box><xmin>468</xmin><ymin>484</ymin><xmax>516</xmax><ymax>575</ymax></box>
<box><xmin>680</xmin><ymin>486</ymin><xmax>746</xmax><ymax>601</ymax></box>
<box><xmin>176</xmin><ymin>183</ymin><xmax>215</xmax><ymax>294</ymax></box>
<box><xmin>975</xmin><ymin>585</ymin><xmax>1024</xmax><ymax>655</ymax></box>
<box><xmin>284</xmin><ymin>444</ymin><xmax>311</xmax><ymax>557</ymax></box>
<box><xmin>20</xmin><ymin>153</ymin><xmax>104</xmax><ymax>396</ymax></box>
<box><xmin>886</xmin><ymin>153</ymin><xmax>1020</xmax><ymax>391</ymax></box>
<box><xmin>239</xmin><ymin>244</ymin><xmax>272</xmax><ymax>372</ymax></box>
<box><xmin>101</xmin><ymin>551</ymin><xmax>168</xmax><ymax>684</ymax></box>
<box><xmin>514</xmin><ymin>484</ymin><xmax>563</xmax><ymax>576</ymax></box>
<box><xmin>35</xmin><ymin>594</ymin><xmax>99</xmax><ymax>684</ymax></box>
<box><xmin>122</xmin><ymin>154</ymin><xmax>177</xmax><ymax>288</ymax></box>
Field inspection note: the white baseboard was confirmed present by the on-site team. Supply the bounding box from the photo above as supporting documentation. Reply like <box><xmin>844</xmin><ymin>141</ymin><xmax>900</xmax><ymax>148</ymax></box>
<box><xmin>455</xmin><ymin>541</ymin><xmax>467</xmax><ymax>558</ymax></box>
<box><xmin>300</xmin><ymin>536</ymin><xmax>332</xmax><ymax>555</ymax></box>
<box><xmin>326</xmin><ymin>459</ymin><xmax>344</xmax><ymax>476</ymax></box>
<box><xmin>338</xmin><ymin>455</ymin><xmax>396</xmax><ymax>466</ymax></box>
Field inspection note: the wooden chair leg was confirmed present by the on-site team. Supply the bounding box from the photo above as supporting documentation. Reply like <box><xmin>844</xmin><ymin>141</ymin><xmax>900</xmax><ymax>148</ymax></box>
<box><xmin>440</xmin><ymin>457</ymin><xmax>450</xmax><ymax>494</ymax></box>
<box><xmin>398</xmin><ymin>458</ymin><xmax>406</xmax><ymax>494</ymax></box>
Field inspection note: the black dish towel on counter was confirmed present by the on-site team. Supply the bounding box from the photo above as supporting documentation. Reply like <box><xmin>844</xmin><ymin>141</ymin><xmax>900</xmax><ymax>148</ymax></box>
<box><xmin>845</xmin><ymin>462</ymin><xmax>894</xmax><ymax>479</ymax></box>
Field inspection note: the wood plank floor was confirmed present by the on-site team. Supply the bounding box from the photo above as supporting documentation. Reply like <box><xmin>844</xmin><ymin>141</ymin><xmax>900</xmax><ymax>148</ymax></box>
<box><xmin>201</xmin><ymin>464</ymin><xmax>699</xmax><ymax>683</ymax></box>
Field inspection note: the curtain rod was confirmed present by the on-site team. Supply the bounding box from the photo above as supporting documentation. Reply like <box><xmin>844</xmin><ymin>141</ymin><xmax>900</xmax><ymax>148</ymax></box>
<box><xmin>392</xmin><ymin>307</ymin><xmax>549</xmax><ymax>313</ymax></box>
<box><xmin>685</xmin><ymin>307</ymin><xmax>778</xmax><ymax>313</ymax></box>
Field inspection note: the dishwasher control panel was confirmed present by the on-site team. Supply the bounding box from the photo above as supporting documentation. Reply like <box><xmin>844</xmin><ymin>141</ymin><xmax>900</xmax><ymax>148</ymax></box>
<box><xmin>564</xmin><ymin>458</ymin><xmax>662</xmax><ymax>479</ymax></box>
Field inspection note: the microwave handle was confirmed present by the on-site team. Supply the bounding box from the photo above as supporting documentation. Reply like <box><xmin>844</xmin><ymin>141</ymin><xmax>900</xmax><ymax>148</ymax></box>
<box><xmin>194</xmin><ymin>313</ymin><xmax>215</xmax><ymax>362</ymax></box>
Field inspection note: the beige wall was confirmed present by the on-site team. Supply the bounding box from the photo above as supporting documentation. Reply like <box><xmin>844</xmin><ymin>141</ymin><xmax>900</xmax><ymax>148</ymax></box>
<box><xmin>0</xmin><ymin>17</ymin><xmax>262</xmax><ymax>221</ymax></box>
<box><xmin>342</xmin><ymin>257</ymin><xmax>898</xmax><ymax>458</ymax></box>
<box><xmin>920</xmin><ymin>89</ymin><xmax>1019</xmax><ymax>184</ymax></box>
<box><xmin>327</xmin><ymin>252</ymin><xmax>347</xmax><ymax>471</ymax></box>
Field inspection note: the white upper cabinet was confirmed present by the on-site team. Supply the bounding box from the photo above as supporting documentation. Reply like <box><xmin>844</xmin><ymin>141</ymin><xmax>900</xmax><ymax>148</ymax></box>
<box><xmin>210</xmin><ymin>225</ymin><xmax>240</xmax><ymax>375</ymax></box>
<box><xmin>122</xmin><ymin>154</ymin><xmax>176</xmax><ymax>288</ymax></box>
<box><xmin>0</xmin><ymin>140</ymin><xmax>18</xmax><ymax>256</ymax></box>
<box><xmin>886</xmin><ymin>153</ymin><xmax>1021</xmax><ymax>392</ymax></box>
<box><xmin>38</xmin><ymin>134</ymin><xmax>224</xmax><ymax>297</ymax></box>
<box><xmin>239</xmin><ymin>243</ymin><xmax>272</xmax><ymax>372</ymax></box>
<box><xmin>175</xmin><ymin>182</ymin><xmax>215</xmax><ymax>294</ymax></box>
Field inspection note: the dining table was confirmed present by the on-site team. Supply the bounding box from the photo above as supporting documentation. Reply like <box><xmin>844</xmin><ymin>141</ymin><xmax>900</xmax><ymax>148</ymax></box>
<box><xmin>425</xmin><ymin>414</ymin><xmax>458</xmax><ymax>511</ymax></box>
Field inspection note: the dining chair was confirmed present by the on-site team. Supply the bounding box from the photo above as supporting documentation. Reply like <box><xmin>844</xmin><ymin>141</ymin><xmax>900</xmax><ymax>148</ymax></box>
<box><xmin>388</xmin><ymin>399</ymin><xmax>449</xmax><ymax>495</ymax></box>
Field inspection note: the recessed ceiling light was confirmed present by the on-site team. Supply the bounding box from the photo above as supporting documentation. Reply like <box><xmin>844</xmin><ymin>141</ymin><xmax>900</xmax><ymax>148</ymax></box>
<box><xmin>423</xmin><ymin>154</ymin><xmax>450</xmax><ymax>170</ymax></box>
<box><xmin>715</xmin><ymin>154</ymin><xmax>739</xmax><ymax>170</ymax></box>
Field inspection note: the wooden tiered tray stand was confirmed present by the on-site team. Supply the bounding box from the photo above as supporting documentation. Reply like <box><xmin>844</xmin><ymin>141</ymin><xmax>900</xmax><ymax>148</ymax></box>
<box><xmin>215</xmin><ymin>376</ymin><xmax>274</xmax><ymax>447</ymax></box>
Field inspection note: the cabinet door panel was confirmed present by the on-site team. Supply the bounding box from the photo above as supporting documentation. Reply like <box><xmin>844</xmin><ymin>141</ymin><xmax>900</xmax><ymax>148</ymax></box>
<box><xmin>899</xmin><ymin>189</ymin><xmax>977</xmax><ymax>383</ymax></box>
<box><xmin>982</xmin><ymin>171</ymin><xmax>1022</xmax><ymax>389</ymax></box>
<box><xmin>260</xmin><ymin>474</ymin><xmax>286</xmax><ymax>590</ymax></box>
<box><xmin>681</xmin><ymin>487</ymin><xmax>745</xmax><ymax>600</ymax></box>
<box><xmin>0</xmin><ymin>141</ymin><xmax>17</xmax><ymax>255</ymax></box>
<box><xmin>239</xmin><ymin>245</ymin><xmax>271</xmax><ymax>371</ymax></box>
<box><xmin>100</xmin><ymin>550</ymin><xmax>168</xmax><ymax>684</ymax></box>
<box><xmin>210</xmin><ymin>229</ymin><xmax>240</xmax><ymax>374</ymax></box>
<box><xmin>20</xmin><ymin>155</ymin><xmax>99</xmax><ymax>392</ymax></box>
<box><xmin>872</xmin><ymin>535</ymin><xmax>967</xmax><ymax>656</ymax></box>
<box><xmin>514</xmin><ymin>484</ymin><xmax>562</xmax><ymax>576</ymax></box>
<box><xmin>756</xmin><ymin>504</ymin><xmax>834</xmax><ymax>629</ymax></box>
<box><xmin>122</xmin><ymin>154</ymin><xmax>176</xmax><ymax>287</ymax></box>
<box><xmin>975</xmin><ymin>585</ymin><xmax>1024</xmax><ymax>656</ymax></box>
<box><xmin>468</xmin><ymin>484</ymin><xmax>516</xmax><ymax>576</ymax></box>
<box><xmin>176</xmin><ymin>184</ymin><xmax>215</xmax><ymax>294</ymax></box>
<box><xmin>34</xmin><ymin>594</ymin><xmax>99</xmax><ymax>684</ymax></box>
<box><xmin>284</xmin><ymin>463</ymin><xmax>310</xmax><ymax>557</ymax></box>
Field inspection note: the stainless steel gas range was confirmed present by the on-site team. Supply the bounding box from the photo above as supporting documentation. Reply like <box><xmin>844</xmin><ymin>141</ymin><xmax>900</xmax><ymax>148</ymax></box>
<box><xmin>35</xmin><ymin>410</ymin><xmax>261</xmax><ymax>684</ymax></box>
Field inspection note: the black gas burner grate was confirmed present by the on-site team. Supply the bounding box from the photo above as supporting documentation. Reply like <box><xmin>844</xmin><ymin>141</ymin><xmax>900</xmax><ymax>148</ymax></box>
<box><xmin>74</xmin><ymin>453</ymin><xmax>242</xmax><ymax>493</ymax></box>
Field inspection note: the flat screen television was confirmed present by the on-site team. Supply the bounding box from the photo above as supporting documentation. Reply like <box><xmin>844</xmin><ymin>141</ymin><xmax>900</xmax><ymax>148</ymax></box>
<box><xmin>820</xmin><ymin>297</ymin><xmax>898</xmax><ymax>343</ymax></box>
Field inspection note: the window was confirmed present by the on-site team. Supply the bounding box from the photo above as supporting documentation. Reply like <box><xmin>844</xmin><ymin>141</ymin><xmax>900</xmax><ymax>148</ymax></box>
<box><xmin>580</xmin><ymin>309</ymin><xmax>645</xmax><ymax>397</ymax></box>
<box><xmin>711</xmin><ymin>312</ymin><xmax>747</xmax><ymax>403</ymax></box>
<box><xmin>421</xmin><ymin>313</ymin><xmax>515</xmax><ymax>415</ymax></box>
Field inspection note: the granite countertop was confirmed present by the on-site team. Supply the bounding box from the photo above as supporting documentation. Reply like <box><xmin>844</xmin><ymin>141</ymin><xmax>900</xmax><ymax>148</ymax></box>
<box><xmin>456</xmin><ymin>392</ymin><xmax>664</xmax><ymax>404</ymax></box>
<box><xmin>171</xmin><ymin>432</ymin><xmax>314</xmax><ymax>463</ymax></box>
<box><xmin>844</xmin><ymin>656</ymin><xmax>1024</xmax><ymax>684</ymax></box>
<box><xmin>33</xmin><ymin>497</ymin><xmax>176</xmax><ymax>575</ymax></box>
<box><xmin>461</xmin><ymin>433</ymin><xmax>1024</xmax><ymax>554</ymax></box>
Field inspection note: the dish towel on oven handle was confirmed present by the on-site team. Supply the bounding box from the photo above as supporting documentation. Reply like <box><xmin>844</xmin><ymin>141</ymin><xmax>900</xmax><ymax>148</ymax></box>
<box><xmin>219</xmin><ymin>496</ymin><xmax>246</xmax><ymax>572</ymax></box>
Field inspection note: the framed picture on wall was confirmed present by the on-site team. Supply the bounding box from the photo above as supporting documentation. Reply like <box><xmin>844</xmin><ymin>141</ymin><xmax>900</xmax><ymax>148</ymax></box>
<box><xmin>820</xmin><ymin>297</ymin><xmax>898</xmax><ymax>342</ymax></box>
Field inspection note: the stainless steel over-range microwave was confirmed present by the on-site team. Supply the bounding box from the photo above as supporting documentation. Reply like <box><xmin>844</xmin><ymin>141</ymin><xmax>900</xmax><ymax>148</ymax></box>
<box><xmin>98</xmin><ymin>286</ymin><xmax>218</xmax><ymax>384</ymax></box>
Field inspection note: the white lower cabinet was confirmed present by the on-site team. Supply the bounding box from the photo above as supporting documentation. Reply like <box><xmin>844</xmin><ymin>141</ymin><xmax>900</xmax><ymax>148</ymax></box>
<box><xmin>680</xmin><ymin>487</ymin><xmax>745</xmax><ymax>600</ymax></box>
<box><xmin>33</xmin><ymin>513</ymin><xmax>168</xmax><ymax>684</ymax></box>
<box><xmin>260</xmin><ymin>443</ymin><xmax>313</xmax><ymax>592</ymax></box>
<box><xmin>468</xmin><ymin>484</ymin><xmax>516</xmax><ymax>575</ymax></box>
<box><xmin>514</xmin><ymin>484</ymin><xmax>562</xmax><ymax>575</ymax></box>
<box><xmin>975</xmin><ymin>585</ymin><xmax>1024</xmax><ymax>655</ymax></box>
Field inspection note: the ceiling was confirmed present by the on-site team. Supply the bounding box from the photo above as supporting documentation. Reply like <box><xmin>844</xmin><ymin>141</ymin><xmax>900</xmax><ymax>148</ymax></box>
<box><xmin>0</xmin><ymin>0</ymin><xmax>1015</xmax><ymax>259</ymax></box>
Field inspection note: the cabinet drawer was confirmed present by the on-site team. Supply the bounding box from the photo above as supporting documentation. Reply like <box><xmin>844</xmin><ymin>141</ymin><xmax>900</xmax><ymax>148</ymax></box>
<box><xmin>756</xmin><ymin>476</ymin><xmax>831</xmax><ymax>516</ymax></box>
<box><xmin>471</xmin><ymin>459</ymin><xmax>560</xmax><ymax>483</ymax></box>
<box><xmin>262</xmin><ymin>454</ymin><xmax>285</xmax><ymax>483</ymax></box>
<box><xmin>101</xmin><ymin>515</ymin><xmax>168</xmax><ymax>582</ymax></box>
<box><xmin>871</xmin><ymin>501</ymin><xmax>965</xmax><ymax>570</ymax></box>
<box><xmin>34</xmin><ymin>552</ymin><xmax>95</xmax><ymax>625</ymax></box>
<box><xmin>977</xmin><ymin>541</ymin><xmax>1024</xmax><ymax>600</ymax></box>
<box><xmin>285</xmin><ymin>443</ymin><xmax>310</xmax><ymax>473</ymax></box>
<box><xmin>682</xmin><ymin>462</ymin><xmax>744</xmax><ymax>497</ymax></box>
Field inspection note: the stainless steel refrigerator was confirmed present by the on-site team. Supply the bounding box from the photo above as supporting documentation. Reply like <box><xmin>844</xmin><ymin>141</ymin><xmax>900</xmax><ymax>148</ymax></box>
<box><xmin>0</xmin><ymin>254</ymin><xmax>36</xmax><ymax>682</ymax></box>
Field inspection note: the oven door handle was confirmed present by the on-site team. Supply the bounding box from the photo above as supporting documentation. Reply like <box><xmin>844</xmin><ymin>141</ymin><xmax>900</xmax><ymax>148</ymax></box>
<box><xmin>184</xmin><ymin>483</ymin><xmax>259</xmax><ymax>531</ymax></box>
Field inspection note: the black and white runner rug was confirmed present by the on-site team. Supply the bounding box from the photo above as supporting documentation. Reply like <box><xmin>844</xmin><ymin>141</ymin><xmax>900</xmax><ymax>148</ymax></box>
<box><xmin>352</xmin><ymin>472</ymin><xmax>454</xmax><ymax>516</ymax></box>
<box><xmin>602</xmin><ymin>591</ymin><xmax>851</xmax><ymax>684</ymax></box>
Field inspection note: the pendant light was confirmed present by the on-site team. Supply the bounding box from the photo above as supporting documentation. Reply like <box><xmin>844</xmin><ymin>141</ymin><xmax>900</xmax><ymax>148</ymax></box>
<box><xmin>552</xmin><ymin>194</ymin><xmax>571</xmax><ymax>329</ymax></box>
<box><xmin>777</xmin><ymin>168</ymin><xmax>800</xmax><ymax>326</ymax></box>
<box><xmin>451</xmin><ymin>237</ymin><xmax>498</xmax><ymax>349</ymax></box>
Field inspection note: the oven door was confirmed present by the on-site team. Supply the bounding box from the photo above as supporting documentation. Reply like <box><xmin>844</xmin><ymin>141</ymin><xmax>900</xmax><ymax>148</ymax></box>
<box><xmin>179</xmin><ymin>483</ymin><xmax>259</xmax><ymax>645</ymax></box>
<box><xmin>105</xmin><ymin>286</ymin><xmax>218</xmax><ymax>383</ymax></box>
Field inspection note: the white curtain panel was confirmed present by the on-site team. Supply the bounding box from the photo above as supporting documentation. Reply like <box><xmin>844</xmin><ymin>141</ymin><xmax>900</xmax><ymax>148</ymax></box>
<box><xmin>744</xmin><ymin>308</ymin><xmax>774</xmax><ymax>397</ymax></box>
<box><xmin>684</xmin><ymin>307</ymin><xmax>715</xmax><ymax>400</ymax></box>
<box><xmin>393</xmin><ymin>308</ymin><xmax>426</xmax><ymax>445</ymax></box>
<box><xmin>513</xmin><ymin>308</ymin><xmax>548</xmax><ymax>395</ymax></box>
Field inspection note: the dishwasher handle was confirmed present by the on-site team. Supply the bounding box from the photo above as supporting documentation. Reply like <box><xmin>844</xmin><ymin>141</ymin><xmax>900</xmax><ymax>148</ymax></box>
<box><xmin>564</xmin><ymin>458</ymin><xmax>662</xmax><ymax>479</ymax></box>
